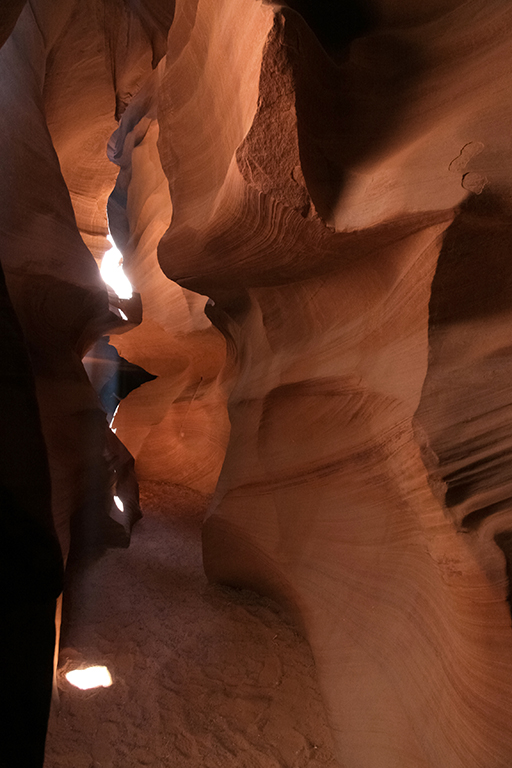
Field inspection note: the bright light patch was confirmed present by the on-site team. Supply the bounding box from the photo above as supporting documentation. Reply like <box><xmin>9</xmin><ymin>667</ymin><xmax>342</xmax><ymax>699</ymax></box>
<box><xmin>119</xmin><ymin>309</ymin><xmax>128</xmax><ymax>321</ymax></box>
<box><xmin>100</xmin><ymin>234</ymin><xmax>133</xmax><ymax>299</ymax></box>
<box><xmin>114</xmin><ymin>495</ymin><xmax>124</xmax><ymax>512</ymax></box>
<box><xmin>109</xmin><ymin>404</ymin><xmax>120</xmax><ymax>430</ymax></box>
<box><xmin>65</xmin><ymin>666</ymin><xmax>112</xmax><ymax>690</ymax></box>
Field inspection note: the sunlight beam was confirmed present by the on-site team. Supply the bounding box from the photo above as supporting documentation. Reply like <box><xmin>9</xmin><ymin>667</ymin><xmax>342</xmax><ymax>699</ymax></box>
<box><xmin>100</xmin><ymin>234</ymin><xmax>133</xmax><ymax>299</ymax></box>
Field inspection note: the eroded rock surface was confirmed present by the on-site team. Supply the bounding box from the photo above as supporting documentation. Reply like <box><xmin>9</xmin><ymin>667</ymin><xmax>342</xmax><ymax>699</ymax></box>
<box><xmin>3</xmin><ymin>1</ymin><xmax>512</xmax><ymax>767</ymax></box>
<box><xmin>155</xmin><ymin>2</ymin><xmax>512</xmax><ymax>766</ymax></box>
<box><xmin>106</xmin><ymin>87</ymin><xmax>229</xmax><ymax>493</ymax></box>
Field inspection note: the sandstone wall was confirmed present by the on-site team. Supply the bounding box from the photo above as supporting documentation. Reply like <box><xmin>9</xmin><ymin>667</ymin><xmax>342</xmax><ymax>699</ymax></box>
<box><xmin>156</xmin><ymin>2</ymin><xmax>512</xmax><ymax>766</ymax></box>
<box><xmin>3</xmin><ymin>1</ymin><xmax>512</xmax><ymax>766</ymax></box>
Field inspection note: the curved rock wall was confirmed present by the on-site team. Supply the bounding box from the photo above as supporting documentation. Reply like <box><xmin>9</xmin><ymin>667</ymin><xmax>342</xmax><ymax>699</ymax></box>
<box><xmin>106</xmin><ymin>76</ymin><xmax>229</xmax><ymax>493</ymax></box>
<box><xmin>0</xmin><ymin>260</ymin><xmax>63</xmax><ymax>767</ymax></box>
<box><xmin>4</xmin><ymin>1</ymin><xmax>512</xmax><ymax>766</ymax></box>
<box><xmin>155</xmin><ymin>1</ymin><xmax>512</xmax><ymax>766</ymax></box>
<box><xmin>0</xmin><ymin>0</ymin><xmax>116</xmax><ymax>562</ymax></box>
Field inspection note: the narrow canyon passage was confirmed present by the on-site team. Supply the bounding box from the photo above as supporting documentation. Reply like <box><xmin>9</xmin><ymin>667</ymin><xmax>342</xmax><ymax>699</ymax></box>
<box><xmin>44</xmin><ymin>482</ymin><xmax>338</xmax><ymax>768</ymax></box>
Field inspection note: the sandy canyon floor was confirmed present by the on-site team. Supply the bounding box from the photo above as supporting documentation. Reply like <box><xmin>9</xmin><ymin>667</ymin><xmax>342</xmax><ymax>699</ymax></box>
<box><xmin>43</xmin><ymin>482</ymin><xmax>338</xmax><ymax>768</ymax></box>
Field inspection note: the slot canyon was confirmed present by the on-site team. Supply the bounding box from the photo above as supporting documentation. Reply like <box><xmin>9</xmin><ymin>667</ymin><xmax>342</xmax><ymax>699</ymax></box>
<box><xmin>2</xmin><ymin>0</ymin><xmax>512</xmax><ymax>766</ymax></box>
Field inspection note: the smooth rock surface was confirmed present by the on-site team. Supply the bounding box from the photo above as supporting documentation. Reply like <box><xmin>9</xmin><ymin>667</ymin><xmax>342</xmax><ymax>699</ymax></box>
<box><xmin>3</xmin><ymin>1</ymin><xmax>512</xmax><ymax>767</ymax></box>
<box><xmin>155</xmin><ymin>1</ymin><xmax>512</xmax><ymax>766</ymax></box>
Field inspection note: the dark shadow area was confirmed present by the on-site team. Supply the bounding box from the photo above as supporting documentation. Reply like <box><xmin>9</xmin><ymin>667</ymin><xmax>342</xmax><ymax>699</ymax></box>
<box><xmin>124</xmin><ymin>0</ymin><xmax>176</xmax><ymax>67</ymax></box>
<box><xmin>495</xmin><ymin>530</ymin><xmax>512</xmax><ymax>610</ymax></box>
<box><xmin>84</xmin><ymin>336</ymin><xmax>157</xmax><ymax>422</ymax></box>
<box><xmin>276</xmin><ymin>3</ymin><xmax>426</xmax><ymax>222</ymax></box>
<box><xmin>280</xmin><ymin>0</ymin><xmax>377</xmax><ymax>57</ymax></box>
<box><xmin>69</xmin><ymin>338</ymin><xmax>154</xmax><ymax>561</ymax></box>
<box><xmin>65</xmin><ymin>408</ymin><xmax>131</xmax><ymax>562</ymax></box>
<box><xmin>0</xmin><ymin>263</ymin><xmax>62</xmax><ymax>768</ymax></box>
<box><xmin>99</xmin><ymin>352</ymin><xmax>157</xmax><ymax>422</ymax></box>
<box><xmin>428</xmin><ymin>191</ymin><xmax>512</xmax><ymax>325</ymax></box>
<box><xmin>205</xmin><ymin>292</ymin><xmax>252</xmax><ymax>362</ymax></box>
<box><xmin>0</xmin><ymin>0</ymin><xmax>26</xmax><ymax>49</ymax></box>
<box><xmin>416</xmin><ymin>191</ymin><xmax>512</xmax><ymax>504</ymax></box>
<box><xmin>415</xmin><ymin>190</ymin><xmax>512</xmax><ymax>615</ymax></box>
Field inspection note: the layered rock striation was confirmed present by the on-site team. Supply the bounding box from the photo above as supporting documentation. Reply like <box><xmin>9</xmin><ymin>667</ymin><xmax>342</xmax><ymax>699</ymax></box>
<box><xmin>3</xmin><ymin>1</ymin><xmax>512</xmax><ymax>767</ymax></box>
<box><xmin>156</xmin><ymin>1</ymin><xmax>512</xmax><ymax>766</ymax></box>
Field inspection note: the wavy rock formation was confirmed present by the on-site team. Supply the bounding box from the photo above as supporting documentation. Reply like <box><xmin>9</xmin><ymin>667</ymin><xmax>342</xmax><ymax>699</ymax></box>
<box><xmin>0</xmin><ymin>4</ymin><xmax>227</xmax><ymax>759</ymax></box>
<box><xmin>154</xmin><ymin>1</ymin><xmax>512</xmax><ymax>766</ymax></box>
<box><xmin>0</xmin><ymin>0</ymin><xmax>116</xmax><ymax>562</ymax></box>
<box><xmin>105</xmin><ymin>80</ymin><xmax>229</xmax><ymax>493</ymax></box>
<box><xmin>4</xmin><ymin>1</ymin><xmax>512</xmax><ymax>767</ymax></box>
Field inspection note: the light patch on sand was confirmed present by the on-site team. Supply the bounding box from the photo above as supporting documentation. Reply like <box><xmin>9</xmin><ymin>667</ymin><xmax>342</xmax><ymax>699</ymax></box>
<box><xmin>65</xmin><ymin>666</ymin><xmax>113</xmax><ymax>690</ymax></box>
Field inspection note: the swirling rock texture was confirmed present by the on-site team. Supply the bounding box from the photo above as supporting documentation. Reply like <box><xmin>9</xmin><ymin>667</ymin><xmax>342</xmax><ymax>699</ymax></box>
<box><xmin>0</xmin><ymin>3</ymin><xmax>170</xmax><ymax>763</ymax></box>
<box><xmin>158</xmin><ymin>1</ymin><xmax>512</xmax><ymax>767</ymax></box>
<box><xmin>105</xmin><ymin>77</ymin><xmax>229</xmax><ymax>494</ymax></box>
<box><xmin>0</xmin><ymin>1</ymin><xmax>225</xmax><ymax>763</ymax></box>
<box><xmin>1</xmin><ymin>0</ymin><xmax>122</xmax><ymax>564</ymax></box>
<box><xmin>4</xmin><ymin>0</ymin><xmax>512</xmax><ymax>766</ymax></box>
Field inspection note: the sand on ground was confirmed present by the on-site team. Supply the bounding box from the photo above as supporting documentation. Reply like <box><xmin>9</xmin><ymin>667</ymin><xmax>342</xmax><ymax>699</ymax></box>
<box><xmin>43</xmin><ymin>481</ymin><xmax>339</xmax><ymax>768</ymax></box>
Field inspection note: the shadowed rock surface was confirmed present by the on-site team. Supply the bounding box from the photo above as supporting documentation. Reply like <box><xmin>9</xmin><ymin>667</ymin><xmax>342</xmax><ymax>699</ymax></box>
<box><xmin>2</xmin><ymin>1</ymin><xmax>512</xmax><ymax>767</ymax></box>
<box><xmin>0</xmin><ymin>262</ymin><xmax>63</xmax><ymax>767</ymax></box>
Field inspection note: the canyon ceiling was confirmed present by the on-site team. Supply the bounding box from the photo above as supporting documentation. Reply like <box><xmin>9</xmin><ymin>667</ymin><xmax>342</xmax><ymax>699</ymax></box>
<box><xmin>2</xmin><ymin>0</ymin><xmax>512</xmax><ymax>766</ymax></box>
